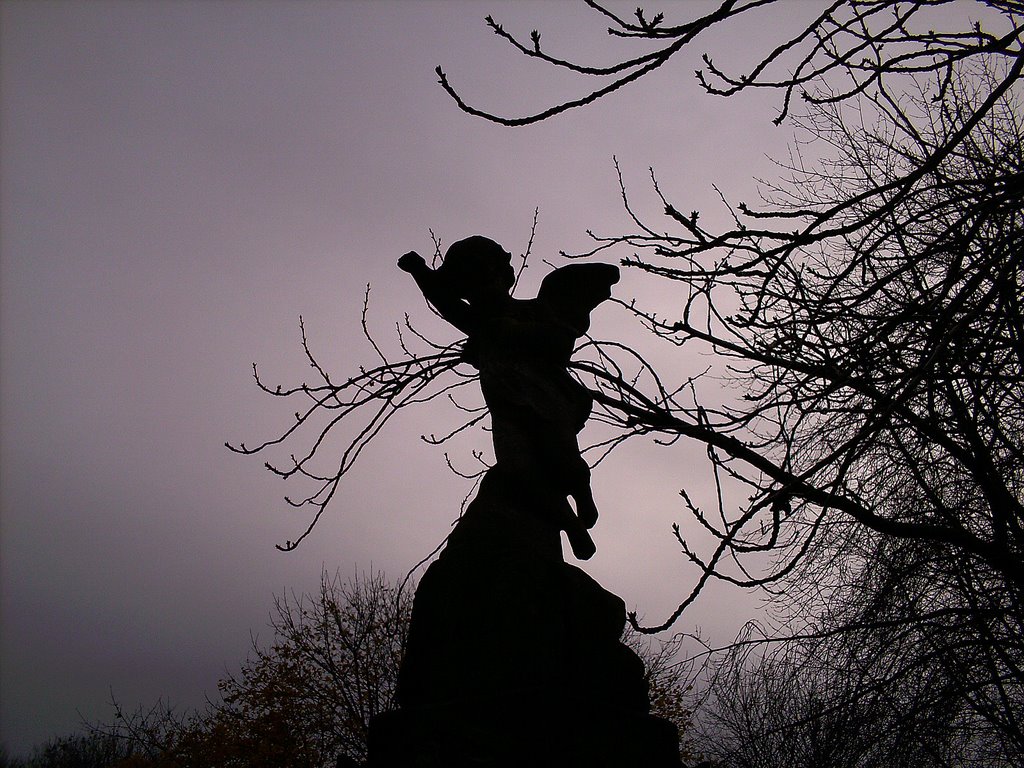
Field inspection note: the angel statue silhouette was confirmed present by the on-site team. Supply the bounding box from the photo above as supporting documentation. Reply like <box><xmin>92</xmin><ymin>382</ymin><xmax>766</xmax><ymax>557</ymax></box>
<box><xmin>399</xmin><ymin>236</ymin><xmax>619</xmax><ymax>559</ymax></box>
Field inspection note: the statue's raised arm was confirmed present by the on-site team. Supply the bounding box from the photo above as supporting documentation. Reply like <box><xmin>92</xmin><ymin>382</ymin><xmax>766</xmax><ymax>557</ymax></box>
<box><xmin>397</xmin><ymin>250</ymin><xmax>475</xmax><ymax>336</ymax></box>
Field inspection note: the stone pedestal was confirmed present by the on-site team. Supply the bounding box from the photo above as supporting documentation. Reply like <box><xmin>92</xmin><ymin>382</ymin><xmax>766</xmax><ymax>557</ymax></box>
<box><xmin>369</xmin><ymin>696</ymin><xmax>680</xmax><ymax>767</ymax></box>
<box><xmin>368</xmin><ymin>469</ymin><xmax>682</xmax><ymax>767</ymax></box>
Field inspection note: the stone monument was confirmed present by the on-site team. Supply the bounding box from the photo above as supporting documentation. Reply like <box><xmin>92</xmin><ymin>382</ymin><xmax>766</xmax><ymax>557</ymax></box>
<box><xmin>367</xmin><ymin>237</ymin><xmax>682</xmax><ymax>767</ymax></box>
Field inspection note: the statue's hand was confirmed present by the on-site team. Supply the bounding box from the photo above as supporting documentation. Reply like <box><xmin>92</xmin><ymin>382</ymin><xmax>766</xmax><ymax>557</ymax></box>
<box><xmin>398</xmin><ymin>251</ymin><xmax>426</xmax><ymax>273</ymax></box>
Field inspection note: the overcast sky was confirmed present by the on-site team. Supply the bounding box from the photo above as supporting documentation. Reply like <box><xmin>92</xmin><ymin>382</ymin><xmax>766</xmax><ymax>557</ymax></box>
<box><xmin>0</xmin><ymin>0</ymin><xmax>808</xmax><ymax>755</ymax></box>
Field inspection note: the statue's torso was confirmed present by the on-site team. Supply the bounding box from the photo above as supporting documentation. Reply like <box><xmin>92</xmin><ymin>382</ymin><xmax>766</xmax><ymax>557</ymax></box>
<box><xmin>463</xmin><ymin>297</ymin><xmax>592</xmax><ymax>442</ymax></box>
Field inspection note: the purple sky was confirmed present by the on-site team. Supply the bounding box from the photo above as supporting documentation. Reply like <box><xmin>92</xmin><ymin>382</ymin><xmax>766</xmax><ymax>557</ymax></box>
<box><xmin>1</xmin><ymin>1</ymin><xmax>803</xmax><ymax>754</ymax></box>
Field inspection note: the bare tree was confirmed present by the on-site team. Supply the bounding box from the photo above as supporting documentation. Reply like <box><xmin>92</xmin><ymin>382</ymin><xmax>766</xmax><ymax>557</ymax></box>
<box><xmin>428</xmin><ymin>0</ymin><xmax>1024</xmax><ymax>623</ymax></box>
<box><xmin>205</xmin><ymin>570</ymin><xmax>410</xmax><ymax>766</ymax></box>
<box><xmin>230</xmin><ymin>1</ymin><xmax>1023</xmax><ymax>761</ymax></box>
<box><xmin>93</xmin><ymin>572</ymin><xmax>411</xmax><ymax>768</ymax></box>
<box><xmin>0</xmin><ymin>732</ymin><xmax>135</xmax><ymax>768</ymax></box>
<box><xmin>574</xmin><ymin>59</ymin><xmax>1024</xmax><ymax>759</ymax></box>
<box><xmin>695</xmin><ymin>525</ymin><xmax>1023</xmax><ymax>766</ymax></box>
<box><xmin>436</xmin><ymin>1</ymin><xmax>1023</xmax><ymax>128</ymax></box>
<box><xmin>428</xmin><ymin>1</ymin><xmax>1024</xmax><ymax>762</ymax></box>
<box><xmin>232</xmin><ymin>0</ymin><xmax>1024</xmax><ymax>623</ymax></box>
<box><xmin>623</xmin><ymin>628</ymin><xmax>702</xmax><ymax>763</ymax></box>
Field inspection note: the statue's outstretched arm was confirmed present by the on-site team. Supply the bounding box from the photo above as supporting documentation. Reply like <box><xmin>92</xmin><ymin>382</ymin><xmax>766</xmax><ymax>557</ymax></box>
<box><xmin>398</xmin><ymin>251</ymin><xmax>474</xmax><ymax>335</ymax></box>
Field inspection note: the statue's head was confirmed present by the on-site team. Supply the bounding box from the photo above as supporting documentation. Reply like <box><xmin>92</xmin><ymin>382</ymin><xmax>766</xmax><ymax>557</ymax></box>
<box><xmin>438</xmin><ymin>236</ymin><xmax>515</xmax><ymax>302</ymax></box>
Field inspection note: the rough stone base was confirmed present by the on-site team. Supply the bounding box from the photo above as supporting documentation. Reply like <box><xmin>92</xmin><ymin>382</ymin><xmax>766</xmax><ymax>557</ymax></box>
<box><xmin>369</xmin><ymin>695</ymin><xmax>681</xmax><ymax>768</ymax></box>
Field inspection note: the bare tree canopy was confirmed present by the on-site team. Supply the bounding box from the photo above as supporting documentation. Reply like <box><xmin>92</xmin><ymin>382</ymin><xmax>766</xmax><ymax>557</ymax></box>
<box><xmin>230</xmin><ymin>4</ymin><xmax>1023</xmax><ymax>759</ymax></box>
<box><xmin>425</xmin><ymin>2</ymin><xmax>1024</xmax><ymax>763</ymax></box>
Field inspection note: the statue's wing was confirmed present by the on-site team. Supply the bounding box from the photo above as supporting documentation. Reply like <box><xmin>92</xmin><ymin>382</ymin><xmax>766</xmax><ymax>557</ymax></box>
<box><xmin>537</xmin><ymin>263</ymin><xmax>620</xmax><ymax>336</ymax></box>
